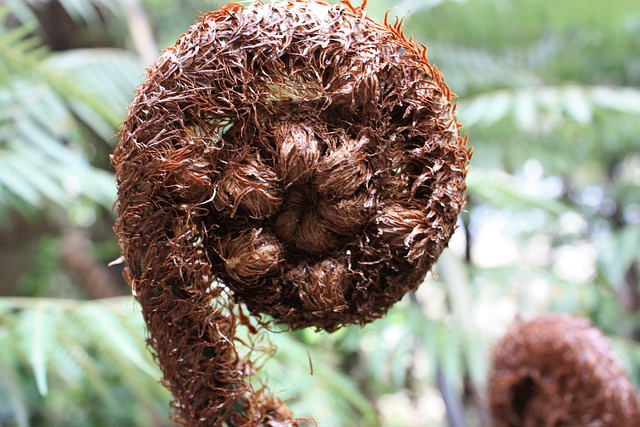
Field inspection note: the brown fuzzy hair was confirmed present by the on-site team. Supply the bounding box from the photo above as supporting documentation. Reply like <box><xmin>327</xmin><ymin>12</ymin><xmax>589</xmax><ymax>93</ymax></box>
<box><xmin>112</xmin><ymin>0</ymin><xmax>470</xmax><ymax>425</ymax></box>
<box><xmin>488</xmin><ymin>314</ymin><xmax>640</xmax><ymax>427</ymax></box>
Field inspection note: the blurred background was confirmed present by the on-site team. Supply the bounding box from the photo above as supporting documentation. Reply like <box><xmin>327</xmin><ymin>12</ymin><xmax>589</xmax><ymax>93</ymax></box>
<box><xmin>0</xmin><ymin>0</ymin><xmax>639</xmax><ymax>425</ymax></box>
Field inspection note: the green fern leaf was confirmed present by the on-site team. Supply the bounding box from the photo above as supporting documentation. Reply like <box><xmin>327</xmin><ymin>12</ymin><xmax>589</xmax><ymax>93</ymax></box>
<box><xmin>75</xmin><ymin>303</ymin><xmax>157</xmax><ymax>378</ymax></box>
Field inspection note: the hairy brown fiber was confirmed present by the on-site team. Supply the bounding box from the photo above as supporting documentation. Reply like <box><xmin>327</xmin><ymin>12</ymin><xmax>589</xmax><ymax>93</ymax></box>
<box><xmin>112</xmin><ymin>0</ymin><xmax>469</xmax><ymax>425</ymax></box>
<box><xmin>488</xmin><ymin>314</ymin><xmax>640</xmax><ymax>427</ymax></box>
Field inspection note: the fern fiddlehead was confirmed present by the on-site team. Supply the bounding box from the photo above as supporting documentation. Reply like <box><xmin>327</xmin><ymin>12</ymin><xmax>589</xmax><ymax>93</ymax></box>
<box><xmin>488</xmin><ymin>314</ymin><xmax>640</xmax><ymax>427</ymax></box>
<box><xmin>112</xmin><ymin>1</ymin><xmax>469</xmax><ymax>425</ymax></box>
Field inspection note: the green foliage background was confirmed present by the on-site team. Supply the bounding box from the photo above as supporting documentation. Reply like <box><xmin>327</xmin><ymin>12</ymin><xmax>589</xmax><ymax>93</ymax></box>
<box><xmin>0</xmin><ymin>0</ymin><xmax>638</xmax><ymax>426</ymax></box>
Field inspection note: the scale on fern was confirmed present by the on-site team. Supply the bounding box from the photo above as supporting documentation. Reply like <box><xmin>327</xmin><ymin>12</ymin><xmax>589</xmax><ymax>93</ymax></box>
<box><xmin>112</xmin><ymin>1</ymin><xmax>470</xmax><ymax>425</ymax></box>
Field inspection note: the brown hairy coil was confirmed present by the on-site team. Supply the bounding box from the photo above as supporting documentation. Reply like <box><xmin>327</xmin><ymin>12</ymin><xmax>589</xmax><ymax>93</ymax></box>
<box><xmin>112</xmin><ymin>0</ymin><xmax>470</xmax><ymax>425</ymax></box>
<box><xmin>488</xmin><ymin>314</ymin><xmax>640</xmax><ymax>427</ymax></box>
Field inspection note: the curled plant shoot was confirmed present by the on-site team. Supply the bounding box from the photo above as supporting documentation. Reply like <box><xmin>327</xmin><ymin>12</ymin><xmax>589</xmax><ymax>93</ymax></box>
<box><xmin>112</xmin><ymin>0</ymin><xmax>470</xmax><ymax>425</ymax></box>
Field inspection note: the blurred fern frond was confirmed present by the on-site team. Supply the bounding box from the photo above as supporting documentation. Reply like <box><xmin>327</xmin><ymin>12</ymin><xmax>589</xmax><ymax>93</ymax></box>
<box><xmin>3</xmin><ymin>0</ymin><xmax>121</xmax><ymax>25</ymax></box>
<box><xmin>459</xmin><ymin>85</ymin><xmax>640</xmax><ymax>130</ymax></box>
<box><xmin>0</xmin><ymin>296</ymin><xmax>171</xmax><ymax>427</ymax></box>
<box><xmin>425</xmin><ymin>33</ymin><xmax>586</xmax><ymax>96</ymax></box>
<box><xmin>265</xmin><ymin>328</ymin><xmax>380</xmax><ymax>427</ymax></box>
<box><xmin>0</xmin><ymin>14</ymin><xmax>142</xmax><ymax>222</ymax></box>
